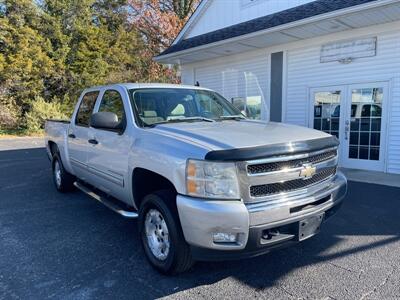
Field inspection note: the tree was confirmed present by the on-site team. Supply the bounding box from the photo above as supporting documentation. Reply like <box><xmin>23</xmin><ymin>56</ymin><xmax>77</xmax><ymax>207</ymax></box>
<box><xmin>172</xmin><ymin>0</ymin><xmax>198</xmax><ymax>20</ymax></box>
<box><xmin>128</xmin><ymin>0</ymin><xmax>198</xmax><ymax>51</ymax></box>
<box><xmin>127</xmin><ymin>0</ymin><xmax>199</xmax><ymax>83</ymax></box>
<box><xmin>0</xmin><ymin>0</ymin><xmax>56</xmax><ymax>124</ymax></box>
<box><xmin>0</xmin><ymin>0</ymin><xmax>199</xmax><ymax>131</ymax></box>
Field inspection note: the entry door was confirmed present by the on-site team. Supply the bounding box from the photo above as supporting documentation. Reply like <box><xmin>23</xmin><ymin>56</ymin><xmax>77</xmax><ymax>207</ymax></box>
<box><xmin>341</xmin><ymin>83</ymin><xmax>388</xmax><ymax>171</ymax></box>
<box><xmin>310</xmin><ymin>86</ymin><xmax>345</xmax><ymax>141</ymax></box>
<box><xmin>310</xmin><ymin>83</ymin><xmax>388</xmax><ymax>171</ymax></box>
<box><xmin>68</xmin><ymin>90</ymin><xmax>99</xmax><ymax>180</ymax></box>
<box><xmin>86</xmin><ymin>88</ymin><xmax>131</xmax><ymax>203</ymax></box>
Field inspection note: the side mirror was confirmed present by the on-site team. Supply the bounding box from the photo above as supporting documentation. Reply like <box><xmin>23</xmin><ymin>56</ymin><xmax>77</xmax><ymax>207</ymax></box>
<box><xmin>90</xmin><ymin>112</ymin><xmax>123</xmax><ymax>131</ymax></box>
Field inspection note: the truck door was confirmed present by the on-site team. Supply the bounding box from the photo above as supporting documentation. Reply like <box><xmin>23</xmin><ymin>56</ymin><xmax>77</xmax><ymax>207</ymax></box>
<box><xmin>86</xmin><ymin>88</ymin><xmax>132</xmax><ymax>203</ymax></box>
<box><xmin>68</xmin><ymin>90</ymin><xmax>99</xmax><ymax>180</ymax></box>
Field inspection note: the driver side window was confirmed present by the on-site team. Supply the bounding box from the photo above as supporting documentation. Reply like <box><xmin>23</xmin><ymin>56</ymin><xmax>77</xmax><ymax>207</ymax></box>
<box><xmin>97</xmin><ymin>90</ymin><xmax>126</xmax><ymax>129</ymax></box>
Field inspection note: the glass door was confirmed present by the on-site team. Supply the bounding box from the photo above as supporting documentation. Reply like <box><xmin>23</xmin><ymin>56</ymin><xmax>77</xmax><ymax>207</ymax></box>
<box><xmin>341</xmin><ymin>82</ymin><xmax>388</xmax><ymax>171</ymax></box>
<box><xmin>310</xmin><ymin>86</ymin><xmax>345</xmax><ymax>141</ymax></box>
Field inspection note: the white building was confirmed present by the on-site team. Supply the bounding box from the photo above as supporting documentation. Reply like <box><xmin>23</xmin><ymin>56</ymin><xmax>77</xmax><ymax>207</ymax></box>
<box><xmin>155</xmin><ymin>0</ymin><xmax>400</xmax><ymax>174</ymax></box>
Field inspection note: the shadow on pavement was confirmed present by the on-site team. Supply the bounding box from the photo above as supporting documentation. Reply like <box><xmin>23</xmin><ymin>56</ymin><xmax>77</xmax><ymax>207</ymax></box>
<box><xmin>0</xmin><ymin>147</ymin><xmax>399</xmax><ymax>299</ymax></box>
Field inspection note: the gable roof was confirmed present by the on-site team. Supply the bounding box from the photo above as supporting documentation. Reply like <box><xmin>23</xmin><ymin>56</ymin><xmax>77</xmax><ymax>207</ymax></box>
<box><xmin>156</xmin><ymin>0</ymin><xmax>379</xmax><ymax>58</ymax></box>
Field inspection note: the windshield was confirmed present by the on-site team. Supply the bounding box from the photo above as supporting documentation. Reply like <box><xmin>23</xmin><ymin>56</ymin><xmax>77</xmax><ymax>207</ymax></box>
<box><xmin>129</xmin><ymin>88</ymin><xmax>244</xmax><ymax>127</ymax></box>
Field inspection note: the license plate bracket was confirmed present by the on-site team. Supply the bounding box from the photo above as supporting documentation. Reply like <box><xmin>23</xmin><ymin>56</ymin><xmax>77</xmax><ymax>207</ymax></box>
<box><xmin>298</xmin><ymin>213</ymin><xmax>324</xmax><ymax>241</ymax></box>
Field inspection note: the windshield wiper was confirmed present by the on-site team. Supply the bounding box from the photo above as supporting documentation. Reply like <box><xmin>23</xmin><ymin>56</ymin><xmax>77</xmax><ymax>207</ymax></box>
<box><xmin>217</xmin><ymin>115</ymin><xmax>246</xmax><ymax>121</ymax></box>
<box><xmin>151</xmin><ymin>117</ymin><xmax>215</xmax><ymax>126</ymax></box>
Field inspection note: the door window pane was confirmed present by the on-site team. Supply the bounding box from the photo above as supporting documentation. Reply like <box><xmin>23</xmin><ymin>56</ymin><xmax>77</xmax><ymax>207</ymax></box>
<box><xmin>75</xmin><ymin>91</ymin><xmax>99</xmax><ymax>126</ymax></box>
<box><xmin>313</xmin><ymin>91</ymin><xmax>341</xmax><ymax>136</ymax></box>
<box><xmin>348</xmin><ymin>87</ymin><xmax>383</xmax><ymax>161</ymax></box>
<box><xmin>99</xmin><ymin>90</ymin><xmax>126</xmax><ymax>121</ymax></box>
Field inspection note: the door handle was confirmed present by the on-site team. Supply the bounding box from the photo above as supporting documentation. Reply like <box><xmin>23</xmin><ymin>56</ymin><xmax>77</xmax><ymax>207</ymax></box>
<box><xmin>88</xmin><ymin>139</ymin><xmax>98</xmax><ymax>145</ymax></box>
<box><xmin>344</xmin><ymin>120</ymin><xmax>350</xmax><ymax>140</ymax></box>
<box><xmin>68</xmin><ymin>133</ymin><xmax>76</xmax><ymax>139</ymax></box>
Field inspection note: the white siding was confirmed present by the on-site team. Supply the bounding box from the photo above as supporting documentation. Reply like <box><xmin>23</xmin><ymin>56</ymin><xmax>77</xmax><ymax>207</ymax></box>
<box><xmin>286</xmin><ymin>31</ymin><xmax>400</xmax><ymax>174</ymax></box>
<box><xmin>180</xmin><ymin>66</ymin><xmax>194</xmax><ymax>85</ymax></box>
<box><xmin>184</xmin><ymin>52</ymin><xmax>269</xmax><ymax>120</ymax></box>
<box><xmin>186</xmin><ymin>0</ymin><xmax>314</xmax><ymax>39</ymax></box>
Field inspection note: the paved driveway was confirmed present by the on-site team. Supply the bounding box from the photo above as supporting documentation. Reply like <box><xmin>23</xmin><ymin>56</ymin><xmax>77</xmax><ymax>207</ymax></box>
<box><xmin>0</xmin><ymin>138</ymin><xmax>399</xmax><ymax>299</ymax></box>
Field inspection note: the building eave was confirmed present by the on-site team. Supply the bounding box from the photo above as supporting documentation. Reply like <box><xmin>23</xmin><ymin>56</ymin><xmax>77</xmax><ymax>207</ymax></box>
<box><xmin>155</xmin><ymin>0</ymin><xmax>400</xmax><ymax>64</ymax></box>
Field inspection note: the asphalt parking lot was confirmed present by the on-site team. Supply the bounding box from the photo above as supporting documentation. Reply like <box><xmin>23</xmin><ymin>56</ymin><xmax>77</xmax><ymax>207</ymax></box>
<box><xmin>0</xmin><ymin>138</ymin><xmax>399</xmax><ymax>300</ymax></box>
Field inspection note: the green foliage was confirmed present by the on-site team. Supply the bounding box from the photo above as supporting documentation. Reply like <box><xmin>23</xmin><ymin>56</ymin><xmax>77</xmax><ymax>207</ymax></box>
<box><xmin>0</xmin><ymin>0</ymin><xmax>180</xmax><ymax>133</ymax></box>
<box><xmin>172</xmin><ymin>0</ymin><xmax>197</xmax><ymax>19</ymax></box>
<box><xmin>25</xmin><ymin>97</ymin><xmax>69</xmax><ymax>132</ymax></box>
<box><xmin>0</xmin><ymin>101</ymin><xmax>19</xmax><ymax>129</ymax></box>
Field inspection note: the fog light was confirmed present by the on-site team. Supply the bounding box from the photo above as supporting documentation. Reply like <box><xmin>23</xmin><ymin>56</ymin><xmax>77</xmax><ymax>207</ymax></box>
<box><xmin>213</xmin><ymin>232</ymin><xmax>238</xmax><ymax>243</ymax></box>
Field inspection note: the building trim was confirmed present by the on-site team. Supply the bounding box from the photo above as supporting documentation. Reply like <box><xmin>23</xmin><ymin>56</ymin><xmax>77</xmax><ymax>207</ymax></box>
<box><xmin>270</xmin><ymin>52</ymin><xmax>283</xmax><ymax>122</ymax></box>
<box><xmin>171</xmin><ymin>0</ymin><xmax>211</xmax><ymax>46</ymax></box>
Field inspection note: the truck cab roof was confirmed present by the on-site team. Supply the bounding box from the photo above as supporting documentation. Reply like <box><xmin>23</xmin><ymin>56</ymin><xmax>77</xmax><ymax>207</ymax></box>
<box><xmin>83</xmin><ymin>83</ymin><xmax>213</xmax><ymax>92</ymax></box>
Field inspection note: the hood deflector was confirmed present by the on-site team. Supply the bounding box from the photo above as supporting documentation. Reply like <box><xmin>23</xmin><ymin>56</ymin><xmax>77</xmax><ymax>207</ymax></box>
<box><xmin>205</xmin><ymin>136</ymin><xmax>339</xmax><ymax>161</ymax></box>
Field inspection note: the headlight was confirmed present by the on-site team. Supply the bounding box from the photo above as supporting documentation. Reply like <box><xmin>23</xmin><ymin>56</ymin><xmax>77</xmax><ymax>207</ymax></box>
<box><xmin>186</xmin><ymin>159</ymin><xmax>240</xmax><ymax>199</ymax></box>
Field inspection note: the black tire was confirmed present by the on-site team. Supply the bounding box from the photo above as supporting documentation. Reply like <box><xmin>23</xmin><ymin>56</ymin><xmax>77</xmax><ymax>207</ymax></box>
<box><xmin>52</xmin><ymin>153</ymin><xmax>75</xmax><ymax>193</ymax></box>
<box><xmin>138</xmin><ymin>190</ymin><xmax>194</xmax><ymax>275</ymax></box>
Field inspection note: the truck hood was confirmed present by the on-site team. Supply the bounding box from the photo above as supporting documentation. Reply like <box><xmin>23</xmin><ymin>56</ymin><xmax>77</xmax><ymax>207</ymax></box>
<box><xmin>151</xmin><ymin>120</ymin><xmax>333</xmax><ymax>152</ymax></box>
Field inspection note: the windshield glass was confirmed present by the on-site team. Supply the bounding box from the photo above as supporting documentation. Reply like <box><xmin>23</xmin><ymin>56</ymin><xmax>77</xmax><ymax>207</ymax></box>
<box><xmin>129</xmin><ymin>88</ymin><xmax>243</xmax><ymax>127</ymax></box>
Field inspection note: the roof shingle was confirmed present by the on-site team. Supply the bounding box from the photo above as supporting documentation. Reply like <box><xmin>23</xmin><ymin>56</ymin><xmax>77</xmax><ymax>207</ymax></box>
<box><xmin>157</xmin><ymin>0</ymin><xmax>378</xmax><ymax>57</ymax></box>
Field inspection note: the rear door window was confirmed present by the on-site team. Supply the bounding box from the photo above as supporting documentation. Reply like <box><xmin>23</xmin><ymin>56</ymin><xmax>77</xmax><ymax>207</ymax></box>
<box><xmin>75</xmin><ymin>91</ymin><xmax>99</xmax><ymax>126</ymax></box>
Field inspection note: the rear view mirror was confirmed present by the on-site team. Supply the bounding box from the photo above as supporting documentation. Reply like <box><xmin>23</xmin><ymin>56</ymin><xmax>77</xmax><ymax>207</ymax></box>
<box><xmin>90</xmin><ymin>112</ymin><xmax>123</xmax><ymax>131</ymax></box>
<box><xmin>231</xmin><ymin>97</ymin><xmax>245</xmax><ymax>111</ymax></box>
<box><xmin>231</xmin><ymin>97</ymin><xmax>247</xmax><ymax>117</ymax></box>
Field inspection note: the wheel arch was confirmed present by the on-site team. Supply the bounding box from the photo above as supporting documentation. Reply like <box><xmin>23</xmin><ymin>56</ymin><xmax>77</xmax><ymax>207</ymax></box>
<box><xmin>48</xmin><ymin>141</ymin><xmax>58</xmax><ymax>157</ymax></box>
<box><xmin>132</xmin><ymin>168</ymin><xmax>177</xmax><ymax>209</ymax></box>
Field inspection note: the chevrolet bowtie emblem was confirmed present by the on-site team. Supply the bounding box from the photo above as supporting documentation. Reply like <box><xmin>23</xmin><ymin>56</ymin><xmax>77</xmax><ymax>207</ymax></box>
<box><xmin>299</xmin><ymin>164</ymin><xmax>316</xmax><ymax>179</ymax></box>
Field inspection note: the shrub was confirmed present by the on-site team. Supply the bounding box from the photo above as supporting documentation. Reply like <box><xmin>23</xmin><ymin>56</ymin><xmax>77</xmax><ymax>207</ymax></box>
<box><xmin>0</xmin><ymin>103</ymin><xmax>20</xmax><ymax>130</ymax></box>
<box><xmin>25</xmin><ymin>97</ymin><xmax>69</xmax><ymax>132</ymax></box>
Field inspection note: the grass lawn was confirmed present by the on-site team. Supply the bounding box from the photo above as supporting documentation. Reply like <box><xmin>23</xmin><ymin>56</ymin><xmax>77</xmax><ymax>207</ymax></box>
<box><xmin>0</xmin><ymin>128</ymin><xmax>44</xmax><ymax>138</ymax></box>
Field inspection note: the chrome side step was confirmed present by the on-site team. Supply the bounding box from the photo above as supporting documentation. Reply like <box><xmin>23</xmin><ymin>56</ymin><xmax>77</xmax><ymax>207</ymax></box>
<box><xmin>74</xmin><ymin>182</ymin><xmax>138</xmax><ymax>218</ymax></box>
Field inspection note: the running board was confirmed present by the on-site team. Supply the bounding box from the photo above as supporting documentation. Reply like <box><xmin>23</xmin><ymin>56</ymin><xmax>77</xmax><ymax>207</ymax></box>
<box><xmin>74</xmin><ymin>182</ymin><xmax>138</xmax><ymax>218</ymax></box>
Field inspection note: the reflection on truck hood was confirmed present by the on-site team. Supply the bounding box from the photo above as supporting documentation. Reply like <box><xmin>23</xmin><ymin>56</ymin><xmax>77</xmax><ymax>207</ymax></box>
<box><xmin>152</xmin><ymin>120</ymin><xmax>332</xmax><ymax>151</ymax></box>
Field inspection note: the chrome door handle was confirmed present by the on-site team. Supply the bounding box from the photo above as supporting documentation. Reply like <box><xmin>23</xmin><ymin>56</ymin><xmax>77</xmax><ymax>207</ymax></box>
<box><xmin>88</xmin><ymin>139</ymin><xmax>98</xmax><ymax>145</ymax></box>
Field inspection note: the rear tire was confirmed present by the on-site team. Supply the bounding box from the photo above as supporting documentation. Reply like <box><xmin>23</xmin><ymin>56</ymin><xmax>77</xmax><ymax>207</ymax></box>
<box><xmin>52</xmin><ymin>153</ymin><xmax>75</xmax><ymax>193</ymax></box>
<box><xmin>138</xmin><ymin>190</ymin><xmax>194</xmax><ymax>275</ymax></box>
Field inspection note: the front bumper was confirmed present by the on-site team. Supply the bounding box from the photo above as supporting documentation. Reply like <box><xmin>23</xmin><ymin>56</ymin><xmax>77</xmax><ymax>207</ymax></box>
<box><xmin>176</xmin><ymin>172</ymin><xmax>347</xmax><ymax>260</ymax></box>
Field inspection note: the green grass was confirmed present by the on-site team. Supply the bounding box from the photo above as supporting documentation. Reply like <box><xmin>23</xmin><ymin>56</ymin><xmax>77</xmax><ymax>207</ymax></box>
<box><xmin>0</xmin><ymin>128</ymin><xmax>44</xmax><ymax>138</ymax></box>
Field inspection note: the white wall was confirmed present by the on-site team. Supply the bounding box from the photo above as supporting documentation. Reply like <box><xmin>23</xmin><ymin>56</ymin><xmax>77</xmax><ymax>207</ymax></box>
<box><xmin>285</xmin><ymin>31</ymin><xmax>400</xmax><ymax>174</ymax></box>
<box><xmin>186</xmin><ymin>0</ymin><xmax>314</xmax><ymax>39</ymax></box>
<box><xmin>182</xmin><ymin>50</ymin><xmax>270</xmax><ymax>120</ymax></box>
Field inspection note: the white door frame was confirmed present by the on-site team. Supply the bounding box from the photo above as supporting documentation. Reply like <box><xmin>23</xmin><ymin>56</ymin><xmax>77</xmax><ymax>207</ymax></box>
<box><xmin>340</xmin><ymin>81</ymin><xmax>389</xmax><ymax>172</ymax></box>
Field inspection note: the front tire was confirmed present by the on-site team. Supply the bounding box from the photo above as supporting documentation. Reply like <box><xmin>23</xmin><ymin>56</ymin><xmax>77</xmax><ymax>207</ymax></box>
<box><xmin>52</xmin><ymin>153</ymin><xmax>75</xmax><ymax>193</ymax></box>
<box><xmin>138</xmin><ymin>190</ymin><xmax>194</xmax><ymax>275</ymax></box>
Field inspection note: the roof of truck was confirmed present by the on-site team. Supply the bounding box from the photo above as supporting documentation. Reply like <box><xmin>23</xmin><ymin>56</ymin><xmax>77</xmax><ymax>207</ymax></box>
<box><xmin>86</xmin><ymin>83</ymin><xmax>213</xmax><ymax>91</ymax></box>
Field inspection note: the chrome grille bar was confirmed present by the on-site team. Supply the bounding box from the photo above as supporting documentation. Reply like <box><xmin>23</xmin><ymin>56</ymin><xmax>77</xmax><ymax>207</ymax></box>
<box><xmin>237</xmin><ymin>147</ymin><xmax>338</xmax><ymax>203</ymax></box>
<box><xmin>247</xmin><ymin>150</ymin><xmax>337</xmax><ymax>175</ymax></box>
<box><xmin>250</xmin><ymin>167</ymin><xmax>337</xmax><ymax>197</ymax></box>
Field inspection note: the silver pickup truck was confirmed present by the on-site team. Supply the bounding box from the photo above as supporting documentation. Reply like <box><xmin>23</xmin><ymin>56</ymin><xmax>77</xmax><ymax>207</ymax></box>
<box><xmin>45</xmin><ymin>83</ymin><xmax>347</xmax><ymax>274</ymax></box>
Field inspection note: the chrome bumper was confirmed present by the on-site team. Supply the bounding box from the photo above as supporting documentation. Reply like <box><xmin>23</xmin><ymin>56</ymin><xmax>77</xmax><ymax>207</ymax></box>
<box><xmin>176</xmin><ymin>172</ymin><xmax>347</xmax><ymax>251</ymax></box>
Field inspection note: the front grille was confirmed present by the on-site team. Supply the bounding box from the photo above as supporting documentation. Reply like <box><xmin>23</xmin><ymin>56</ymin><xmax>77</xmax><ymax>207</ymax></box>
<box><xmin>250</xmin><ymin>167</ymin><xmax>337</xmax><ymax>197</ymax></box>
<box><xmin>247</xmin><ymin>150</ymin><xmax>337</xmax><ymax>175</ymax></box>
